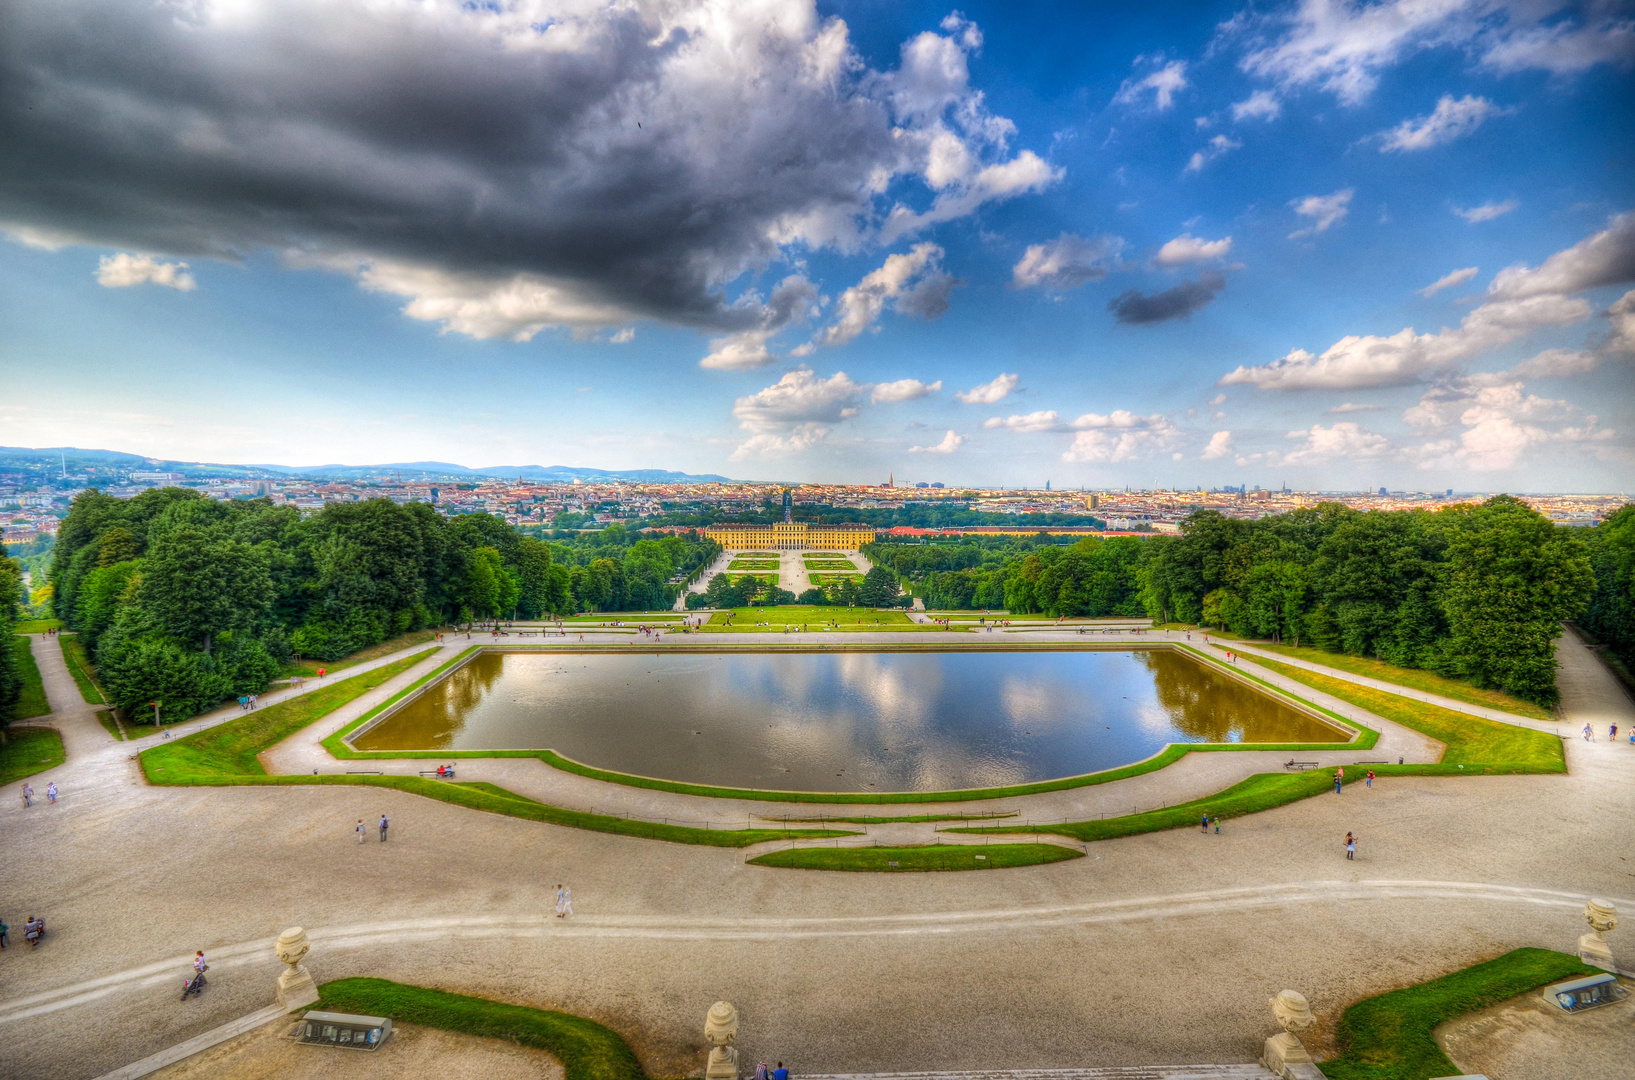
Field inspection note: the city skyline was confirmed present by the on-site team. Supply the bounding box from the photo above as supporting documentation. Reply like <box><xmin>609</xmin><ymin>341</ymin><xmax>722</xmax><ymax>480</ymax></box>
<box><xmin>2</xmin><ymin>0</ymin><xmax>1633</xmax><ymax>488</ymax></box>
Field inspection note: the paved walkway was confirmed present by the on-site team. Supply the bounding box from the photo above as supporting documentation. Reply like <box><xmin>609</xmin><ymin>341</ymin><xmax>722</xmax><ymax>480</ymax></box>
<box><xmin>4</xmin><ymin>629</ymin><xmax>1632</xmax><ymax>1079</ymax></box>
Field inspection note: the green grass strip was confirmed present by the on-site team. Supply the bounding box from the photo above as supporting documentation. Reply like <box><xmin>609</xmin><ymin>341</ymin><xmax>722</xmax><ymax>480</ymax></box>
<box><xmin>58</xmin><ymin>633</ymin><xmax>106</xmax><ymax>705</ymax></box>
<box><xmin>762</xmin><ymin>811</ymin><xmax>1020</xmax><ymax>824</ymax></box>
<box><xmin>142</xmin><ymin>649</ymin><xmax>849</xmax><ymax>848</ymax></box>
<box><xmin>0</xmin><ymin>725</ymin><xmax>65</xmax><ymax>785</ymax></box>
<box><xmin>96</xmin><ymin>709</ymin><xmax>125</xmax><ymax>741</ymax></box>
<box><xmin>1253</xmin><ymin>657</ymin><xmax>1564</xmax><ymax>771</ymax></box>
<box><xmin>749</xmin><ymin>843</ymin><xmax>1082</xmax><ymax>871</ymax></box>
<box><xmin>1318</xmin><ymin>948</ymin><xmax>1597</xmax><ymax>1079</ymax></box>
<box><xmin>14</xmin><ymin>619</ymin><xmax>62</xmax><ymax>634</ymax></box>
<box><xmin>315</xmin><ymin>978</ymin><xmax>645</xmax><ymax>1080</ymax></box>
<box><xmin>12</xmin><ymin>635</ymin><xmax>49</xmax><ymax>720</ymax></box>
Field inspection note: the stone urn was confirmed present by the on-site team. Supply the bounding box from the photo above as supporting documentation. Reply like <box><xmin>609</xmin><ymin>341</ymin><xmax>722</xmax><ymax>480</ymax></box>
<box><xmin>275</xmin><ymin>927</ymin><xmax>320</xmax><ymax>1010</ymax></box>
<box><xmin>1580</xmin><ymin>899</ymin><xmax>1618</xmax><ymax>971</ymax></box>
<box><xmin>1261</xmin><ymin>990</ymin><xmax>1316</xmax><ymax>1079</ymax></box>
<box><xmin>703</xmin><ymin>1001</ymin><xmax>739</xmax><ymax>1080</ymax></box>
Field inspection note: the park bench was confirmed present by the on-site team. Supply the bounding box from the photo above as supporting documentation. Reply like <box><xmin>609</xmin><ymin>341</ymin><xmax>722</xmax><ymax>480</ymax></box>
<box><xmin>417</xmin><ymin>769</ymin><xmax>456</xmax><ymax>779</ymax></box>
<box><xmin>1283</xmin><ymin>760</ymin><xmax>1319</xmax><ymax>771</ymax></box>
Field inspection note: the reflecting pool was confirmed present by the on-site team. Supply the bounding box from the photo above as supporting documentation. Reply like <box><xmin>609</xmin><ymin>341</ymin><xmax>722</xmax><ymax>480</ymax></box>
<box><xmin>352</xmin><ymin>649</ymin><xmax>1346</xmax><ymax>792</ymax></box>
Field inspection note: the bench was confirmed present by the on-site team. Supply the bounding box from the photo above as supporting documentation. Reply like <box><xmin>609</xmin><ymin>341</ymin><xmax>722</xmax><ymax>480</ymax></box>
<box><xmin>418</xmin><ymin>770</ymin><xmax>456</xmax><ymax>779</ymax></box>
<box><xmin>1284</xmin><ymin>760</ymin><xmax>1320</xmax><ymax>771</ymax></box>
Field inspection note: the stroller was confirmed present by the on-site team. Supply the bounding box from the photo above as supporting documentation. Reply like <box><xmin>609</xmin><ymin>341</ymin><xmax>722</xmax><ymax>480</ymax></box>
<box><xmin>182</xmin><ymin>964</ymin><xmax>208</xmax><ymax>1000</ymax></box>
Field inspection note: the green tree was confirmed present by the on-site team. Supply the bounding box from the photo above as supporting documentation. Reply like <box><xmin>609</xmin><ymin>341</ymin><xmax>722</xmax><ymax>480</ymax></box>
<box><xmin>139</xmin><ymin>526</ymin><xmax>274</xmax><ymax>653</ymax></box>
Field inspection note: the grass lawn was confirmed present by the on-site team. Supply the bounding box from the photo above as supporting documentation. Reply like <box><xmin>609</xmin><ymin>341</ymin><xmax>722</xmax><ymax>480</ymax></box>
<box><xmin>733</xmin><ymin>551</ymin><xmax>780</xmax><ymax>557</ymax></box>
<box><xmin>284</xmin><ymin>629</ymin><xmax>439</xmax><ymax>678</ymax></box>
<box><xmin>142</xmin><ymin>649</ymin><xmax>851</xmax><ymax>848</ymax></box>
<box><xmin>58</xmin><ymin>633</ymin><xmax>106</xmax><ymax>705</ymax></box>
<box><xmin>1253</xmin><ymin>657</ymin><xmax>1564</xmax><ymax>769</ymax></box>
<box><xmin>808</xmin><ymin>573</ymin><xmax>864</xmax><ymax>586</ymax></box>
<box><xmin>764</xmin><ymin>811</ymin><xmax>1019</xmax><ymax>824</ymax></box>
<box><xmin>0</xmin><ymin>725</ymin><xmax>65</xmax><ymax>784</ymax></box>
<box><xmin>1318</xmin><ymin>948</ymin><xmax>1597</xmax><ymax>1079</ymax></box>
<box><xmin>727</xmin><ymin>558</ymin><xmax>780</xmax><ymax>570</ymax></box>
<box><xmin>749</xmin><ymin>843</ymin><xmax>1083</xmax><ymax>871</ymax></box>
<box><xmin>96</xmin><ymin>709</ymin><xmax>131</xmax><ymax>741</ymax></box>
<box><xmin>1244</xmin><ymin>641</ymin><xmax>1549</xmax><ymax>720</ymax></box>
<box><xmin>699</xmin><ymin>606</ymin><xmax>933</xmax><ymax>632</ymax></box>
<box><xmin>13</xmin><ymin>635</ymin><xmax>49</xmax><ymax>719</ymax></box>
<box><xmin>315</xmin><ymin>978</ymin><xmax>646</xmax><ymax>1080</ymax></box>
<box><xmin>803</xmin><ymin>559</ymin><xmax>859</xmax><ymax>568</ymax></box>
<box><xmin>14</xmin><ymin>618</ymin><xmax>62</xmax><ymax>634</ymax></box>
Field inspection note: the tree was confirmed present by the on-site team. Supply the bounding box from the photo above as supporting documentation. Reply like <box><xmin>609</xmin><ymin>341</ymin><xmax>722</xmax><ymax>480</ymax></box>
<box><xmin>0</xmin><ymin>555</ymin><xmax>24</xmax><ymax>730</ymax></box>
<box><xmin>860</xmin><ymin>566</ymin><xmax>900</xmax><ymax>607</ymax></box>
<box><xmin>139</xmin><ymin>526</ymin><xmax>274</xmax><ymax>653</ymax></box>
<box><xmin>513</xmin><ymin>537</ymin><xmax>556</xmax><ymax>618</ymax></box>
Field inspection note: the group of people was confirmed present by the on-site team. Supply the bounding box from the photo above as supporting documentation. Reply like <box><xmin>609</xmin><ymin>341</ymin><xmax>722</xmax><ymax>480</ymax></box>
<box><xmin>1582</xmin><ymin>723</ymin><xmax>1632</xmax><ymax>743</ymax></box>
<box><xmin>235</xmin><ymin>694</ymin><xmax>260</xmax><ymax>710</ymax></box>
<box><xmin>355</xmin><ymin>815</ymin><xmax>390</xmax><ymax>842</ymax></box>
<box><xmin>554</xmin><ymin>884</ymin><xmax>573</xmax><ymax>918</ymax></box>
<box><xmin>20</xmin><ymin>781</ymin><xmax>58</xmax><ymax>808</ymax></box>
<box><xmin>0</xmin><ymin>915</ymin><xmax>46</xmax><ymax>949</ymax></box>
<box><xmin>752</xmin><ymin>1063</ymin><xmax>790</xmax><ymax>1080</ymax></box>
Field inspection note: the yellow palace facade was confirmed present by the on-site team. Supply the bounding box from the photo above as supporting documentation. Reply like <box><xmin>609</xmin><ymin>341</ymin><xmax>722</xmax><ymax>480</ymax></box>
<box><xmin>702</xmin><ymin>521</ymin><xmax>875</xmax><ymax>551</ymax></box>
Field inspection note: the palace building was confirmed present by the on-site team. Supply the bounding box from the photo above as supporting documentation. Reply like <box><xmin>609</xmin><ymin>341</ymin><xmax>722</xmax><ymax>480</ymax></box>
<box><xmin>701</xmin><ymin>521</ymin><xmax>875</xmax><ymax>551</ymax></box>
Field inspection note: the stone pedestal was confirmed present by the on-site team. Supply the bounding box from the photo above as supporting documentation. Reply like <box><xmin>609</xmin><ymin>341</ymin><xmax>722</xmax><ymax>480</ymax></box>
<box><xmin>1261</xmin><ymin>989</ymin><xmax>1317</xmax><ymax>1080</ymax></box>
<box><xmin>1262</xmin><ymin>1032</ymin><xmax>1312</xmax><ymax>1076</ymax></box>
<box><xmin>1579</xmin><ymin>898</ymin><xmax>1617</xmax><ymax>972</ymax></box>
<box><xmin>275</xmin><ymin>927</ymin><xmax>320</xmax><ymax>1011</ymax></box>
<box><xmin>703</xmin><ymin>1001</ymin><xmax>739</xmax><ymax>1080</ymax></box>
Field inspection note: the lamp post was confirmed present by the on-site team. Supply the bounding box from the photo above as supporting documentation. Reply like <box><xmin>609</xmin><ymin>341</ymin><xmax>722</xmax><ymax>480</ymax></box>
<box><xmin>150</xmin><ymin>701</ymin><xmax>161</xmax><ymax>731</ymax></box>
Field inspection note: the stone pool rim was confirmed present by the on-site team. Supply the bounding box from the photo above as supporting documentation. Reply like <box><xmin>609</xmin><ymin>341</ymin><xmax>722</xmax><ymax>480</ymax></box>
<box><xmin>323</xmin><ymin>643</ymin><xmax>1371</xmax><ymax>805</ymax></box>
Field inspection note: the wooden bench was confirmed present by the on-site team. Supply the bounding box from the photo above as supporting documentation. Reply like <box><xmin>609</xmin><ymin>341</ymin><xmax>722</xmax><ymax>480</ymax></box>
<box><xmin>1284</xmin><ymin>760</ymin><xmax>1320</xmax><ymax>771</ymax></box>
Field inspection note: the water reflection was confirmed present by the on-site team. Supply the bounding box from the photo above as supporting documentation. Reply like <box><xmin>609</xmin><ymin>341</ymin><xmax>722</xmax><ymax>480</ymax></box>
<box><xmin>353</xmin><ymin>649</ymin><xmax>1344</xmax><ymax>792</ymax></box>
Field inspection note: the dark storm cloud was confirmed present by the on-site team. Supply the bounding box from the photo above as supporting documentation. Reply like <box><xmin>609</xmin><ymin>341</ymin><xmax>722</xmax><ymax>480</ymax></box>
<box><xmin>1108</xmin><ymin>270</ymin><xmax>1225</xmax><ymax>325</ymax></box>
<box><xmin>0</xmin><ymin>1</ymin><xmax>1039</xmax><ymax>339</ymax></box>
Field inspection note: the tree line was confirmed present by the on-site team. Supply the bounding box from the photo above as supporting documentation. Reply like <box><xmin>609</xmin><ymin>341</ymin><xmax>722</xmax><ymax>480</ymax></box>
<box><xmin>684</xmin><ymin>564</ymin><xmax>904</xmax><ymax>610</ymax></box>
<box><xmin>38</xmin><ymin>489</ymin><xmax>716</xmax><ymax>721</ymax></box>
<box><xmin>870</xmin><ymin>496</ymin><xmax>1612</xmax><ymax>706</ymax></box>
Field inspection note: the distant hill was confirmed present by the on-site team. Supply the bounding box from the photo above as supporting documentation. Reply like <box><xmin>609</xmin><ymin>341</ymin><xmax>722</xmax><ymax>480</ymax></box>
<box><xmin>0</xmin><ymin>446</ymin><xmax>734</xmax><ymax>484</ymax></box>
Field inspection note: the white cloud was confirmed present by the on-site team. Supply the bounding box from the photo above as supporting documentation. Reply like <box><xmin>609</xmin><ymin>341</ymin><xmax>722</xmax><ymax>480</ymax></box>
<box><xmin>1200</xmin><ymin>430</ymin><xmax>1233</xmax><ymax>460</ymax></box>
<box><xmin>1288</xmin><ymin>189</ymin><xmax>1353</xmax><ymax>239</ymax></box>
<box><xmin>700</xmin><ymin>275</ymin><xmax>821</xmax><ymax>369</ymax></box>
<box><xmin>1403</xmin><ymin>379</ymin><xmax>1610</xmax><ymax>472</ymax></box>
<box><xmin>1208</xmin><ymin>393</ymin><xmax>1227</xmax><ymax>406</ymax></box>
<box><xmin>910</xmin><ymin>429</ymin><xmax>965</xmax><ymax>454</ymax></box>
<box><xmin>1509</xmin><ymin>348</ymin><xmax>1599</xmax><ymax>379</ymax></box>
<box><xmin>812</xmin><ymin>244</ymin><xmax>956</xmax><ymax>349</ymax></box>
<box><xmin>609</xmin><ymin>328</ymin><xmax>636</xmax><ymax>344</ymax></box>
<box><xmin>1060</xmin><ymin>412</ymin><xmax>1183</xmax><ymax>463</ymax></box>
<box><xmin>1419</xmin><ymin>266</ymin><xmax>1479</xmax><ymax>297</ymax></box>
<box><xmin>96</xmin><ymin>252</ymin><xmax>196</xmax><ymax>291</ymax></box>
<box><xmin>1604</xmin><ymin>289</ymin><xmax>1635</xmax><ymax>356</ymax></box>
<box><xmin>1012</xmin><ymin>234</ymin><xmax>1124</xmax><ymax>290</ymax></box>
<box><xmin>984</xmin><ymin>410</ymin><xmax>1062</xmax><ymax>433</ymax></box>
<box><xmin>1328</xmin><ymin>402</ymin><xmax>1383</xmax><ymax>413</ymax></box>
<box><xmin>353</xmin><ymin>258</ymin><xmax>640</xmax><ymax>342</ymax></box>
<box><xmin>1282</xmin><ymin>421</ymin><xmax>1391</xmax><ymax>465</ymax></box>
<box><xmin>1236</xmin><ymin>0</ymin><xmax>1634</xmax><ymax>106</ymax></box>
<box><xmin>1156</xmin><ymin>233</ymin><xmax>1233</xmax><ymax>266</ymax></box>
<box><xmin>1185</xmin><ymin>134</ymin><xmax>1242</xmax><ymax>173</ymax></box>
<box><xmin>1113</xmin><ymin>58</ymin><xmax>1188</xmax><ymax>111</ymax></box>
<box><xmin>1380</xmin><ymin>95</ymin><xmax>1504</xmax><ymax>152</ymax></box>
<box><xmin>956</xmin><ymin>372</ymin><xmax>1020</xmax><ymax>405</ymax></box>
<box><xmin>871</xmin><ymin>378</ymin><xmax>942</xmax><ymax>404</ymax></box>
<box><xmin>1223</xmin><ymin>212</ymin><xmax>1635</xmax><ymax>392</ymax></box>
<box><xmin>1456</xmin><ymin>199</ymin><xmax>1519</xmax><ymax>224</ymax></box>
<box><xmin>1231</xmin><ymin>89</ymin><xmax>1282</xmax><ymax>122</ymax></box>
<box><xmin>730</xmin><ymin>367</ymin><xmax>868</xmax><ymax>459</ymax></box>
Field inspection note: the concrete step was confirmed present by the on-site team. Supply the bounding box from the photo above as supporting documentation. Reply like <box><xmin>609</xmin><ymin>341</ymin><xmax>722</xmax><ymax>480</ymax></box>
<box><xmin>801</xmin><ymin>1068</ymin><xmax>1279</xmax><ymax>1080</ymax></box>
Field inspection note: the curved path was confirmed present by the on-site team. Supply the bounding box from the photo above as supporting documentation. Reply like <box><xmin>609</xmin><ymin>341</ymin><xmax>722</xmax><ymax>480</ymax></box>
<box><xmin>2</xmin><ymin>629</ymin><xmax>1631</xmax><ymax>1079</ymax></box>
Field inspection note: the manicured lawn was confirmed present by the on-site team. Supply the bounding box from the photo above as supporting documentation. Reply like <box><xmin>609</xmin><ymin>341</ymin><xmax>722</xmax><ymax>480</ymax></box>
<box><xmin>315</xmin><ymin>978</ymin><xmax>646</xmax><ymax>1080</ymax></box>
<box><xmin>14</xmin><ymin>619</ymin><xmax>62</xmax><ymax>634</ymax></box>
<box><xmin>727</xmin><ymin>558</ymin><xmax>780</xmax><ymax>570</ymax></box>
<box><xmin>803</xmin><ymin>559</ymin><xmax>859</xmax><ymax>569</ymax></box>
<box><xmin>764</xmin><ymin>811</ymin><xmax>1019</xmax><ymax>824</ymax></box>
<box><xmin>1246</xmin><ymin>641</ymin><xmax>1549</xmax><ymax>720</ymax></box>
<box><xmin>284</xmin><ymin>629</ymin><xmax>439</xmax><ymax>677</ymax></box>
<box><xmin>13</xmin><ymin>635</ymin><xmax>49</xmax><ymax>719</ymax></box>
<box><xmin>141</xmin><ymin>649</ymin><xmax>851</xmax><ymax>848</ymax></box>
<box><xmin>699</xmin><ymin>606</ymin><xmax>932</xmax><ymax>632</ymax></box>
<box><xmin>733</xmin><ymin>551</ymin><xmax>780</xmax><ymax>557</ymax></box>
<box><xmin>749</xmin><ymin>843</ymin><xmax>1083</xmax><ymax>871</ymax></box>
<box><xmin>0</xmin><ymin>725</ymin><xmax>65</xmax><ymax>785</ymax></box>
<box><xmin>58</xmin><ymin>633</ymin><xmax>105</xmax><ymax>705</ymax></box>
<box><xmin>1253</xmin><ymin>657</ymin><xmax>1564</xmax><ymax>769</ymax></box>
<box><xmin>808</xmin><ymin>573</ymin><xmax>864</xmax><ymax>586</ymax></box>
<box><xmin>1318</xmin><ymin>948</ymin><xmax>1597</xmax><ymax>1079</ymax></box>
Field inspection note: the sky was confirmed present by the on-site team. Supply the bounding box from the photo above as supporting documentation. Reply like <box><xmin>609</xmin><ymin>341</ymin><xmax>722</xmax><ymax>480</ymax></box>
<box><xmin>1</xmin><ymin>0</ymin><xmax>1632</xmax><ymax>490</ymax></box>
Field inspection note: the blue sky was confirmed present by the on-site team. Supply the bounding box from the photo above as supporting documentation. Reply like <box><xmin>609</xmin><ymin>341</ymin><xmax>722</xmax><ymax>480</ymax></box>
<box><xmin>1</xmin><ymin>0</ymin><xmax>1631</xmax><ymax>489</ymax></box>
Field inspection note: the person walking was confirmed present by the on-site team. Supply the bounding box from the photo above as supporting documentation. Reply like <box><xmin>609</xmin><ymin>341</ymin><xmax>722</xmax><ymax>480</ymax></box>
<box><xmin>1584</xmin><ymin>723</ymin><xmax>1594</xmax><ymax>741</ymax></box>
<box><xmin>1611</xmin><ymin>724</ymin><xmax>1618</xmax><ymax>740</ymax></box>
<box><xmin>21</xmin><ymin>783</ymin><xmax>33</xmax><ymax>808</ymax></box>
<box><xmin>1334</xmin><ymin>768</ymin><xmax>1343</xmax><ymax>794</ymax></box>
<box><xmin>356</xmin><ymin>818</ymin><xmax>367</xmax><ymax>844</ymax></box>
<box><xmin>1345</xmin><ymin>833</ymin><xmax>1356</xmax><ymax>861</ymax></box>
<box><xmin>555</xmin><ymin>885</ymin><xmax>566</xmax><ymax>918</ymax></box>
<box><xmin>1</xmin><ymin>917</ymin><xmax>9</xmax><ymax>949</ymax></box>
<box><xmin>561</xmin><ymin>886</ymin><xmax>573</xmax><ymax>918</ymax></box>
<box><xmin>379</xmin><ymin>814</ymin><xmax>390</xmax><ymax>842</ymax></box>
<box><xmin>1365</xmin><ymin>771</ymin><xmax>1374</xmax><ymax>789</ymax></box>
<box><xmin>46</xmin><ymin>781</ymin><xmax>57</xmax><ymax>805</ymax></box>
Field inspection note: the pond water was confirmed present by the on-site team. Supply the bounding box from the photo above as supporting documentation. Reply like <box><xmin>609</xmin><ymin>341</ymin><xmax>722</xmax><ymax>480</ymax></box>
<box><xmin>352</xmin><ymin>649</ymin><xmax>1346</xmax><ymax>792</ymax></box>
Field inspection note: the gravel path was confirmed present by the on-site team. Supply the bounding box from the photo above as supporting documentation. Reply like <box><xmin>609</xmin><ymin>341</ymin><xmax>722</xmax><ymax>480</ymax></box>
<box><xmin>2</xmin><ymin>629</ymin><xmax>1630</xmax><ymax>1080</ymax></box>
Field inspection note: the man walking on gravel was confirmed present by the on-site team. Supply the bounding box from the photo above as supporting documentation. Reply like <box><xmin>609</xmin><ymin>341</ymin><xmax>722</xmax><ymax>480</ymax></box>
<box><xmin>379</xmin><ymin>814</ymin><xmax>390</xmax><ymax>842</ymax></box>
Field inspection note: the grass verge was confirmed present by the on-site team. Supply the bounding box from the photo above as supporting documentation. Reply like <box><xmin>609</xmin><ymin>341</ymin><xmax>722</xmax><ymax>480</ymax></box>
<box><xmin>1243</xmin><ymin>640</ymin><xmax>1549</xmax><ymax>720</ymax></box>
<box><xmin>13</xmin><ymin>635</ymin><xmax>49</xmax><ymax>719</ymax></box>
<box><xmin>762</xmin><ymin>811</ymin><xmax>1019</xmax><ymax>824</ymax></box>
<box><xmin>315</xmin><ymin>978</ymin><xmax>645</xmax><ymax>1080</ymax></box>
<box><xmin>284</xmin><ymin>629</ymin><xmax>439</xmax><ymax>678</ymax></box>
<box><xmin>0</xmin><ymin>725</ymin><xmax>65</xmax><ymax>784</ymax></box>
<box><xmin>96</xmin><ymin>709</ymin><xmax>126</xmax><ymax>740</ymax></box>
<box><xmin>14</xmin><ymin>619</ymin><xmax>62</xmax><ymax>634</ymax></box>
<box><xmin>142</xmin><ymin>650</ymin><xmax>850</xmax><ymax>849</ymax></box>
<box><xmin>58</xmin><ymin>633</ymin><xmax>106</xmax><ymax>705</ymax></box>
<box><xmin>1253</xmin><ymin>657</ymin><xmax>1563</xmax><ymax>770</ymax></box>
<box><xmin>1318</xmin><ymin>948</ymin><xmax>1597</xmax><ymax>1079</ymax></box>
<box><xmin>749</xmin><ymin>843</ymin><xmax>1082</xmax><ymax>871</ymax></box>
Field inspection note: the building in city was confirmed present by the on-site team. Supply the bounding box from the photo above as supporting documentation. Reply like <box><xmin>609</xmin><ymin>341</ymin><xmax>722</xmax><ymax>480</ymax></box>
<box><xmin>702</xmin><ymin>521</ymin><xmax>875</xmax><ymax>550</ymax></box>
